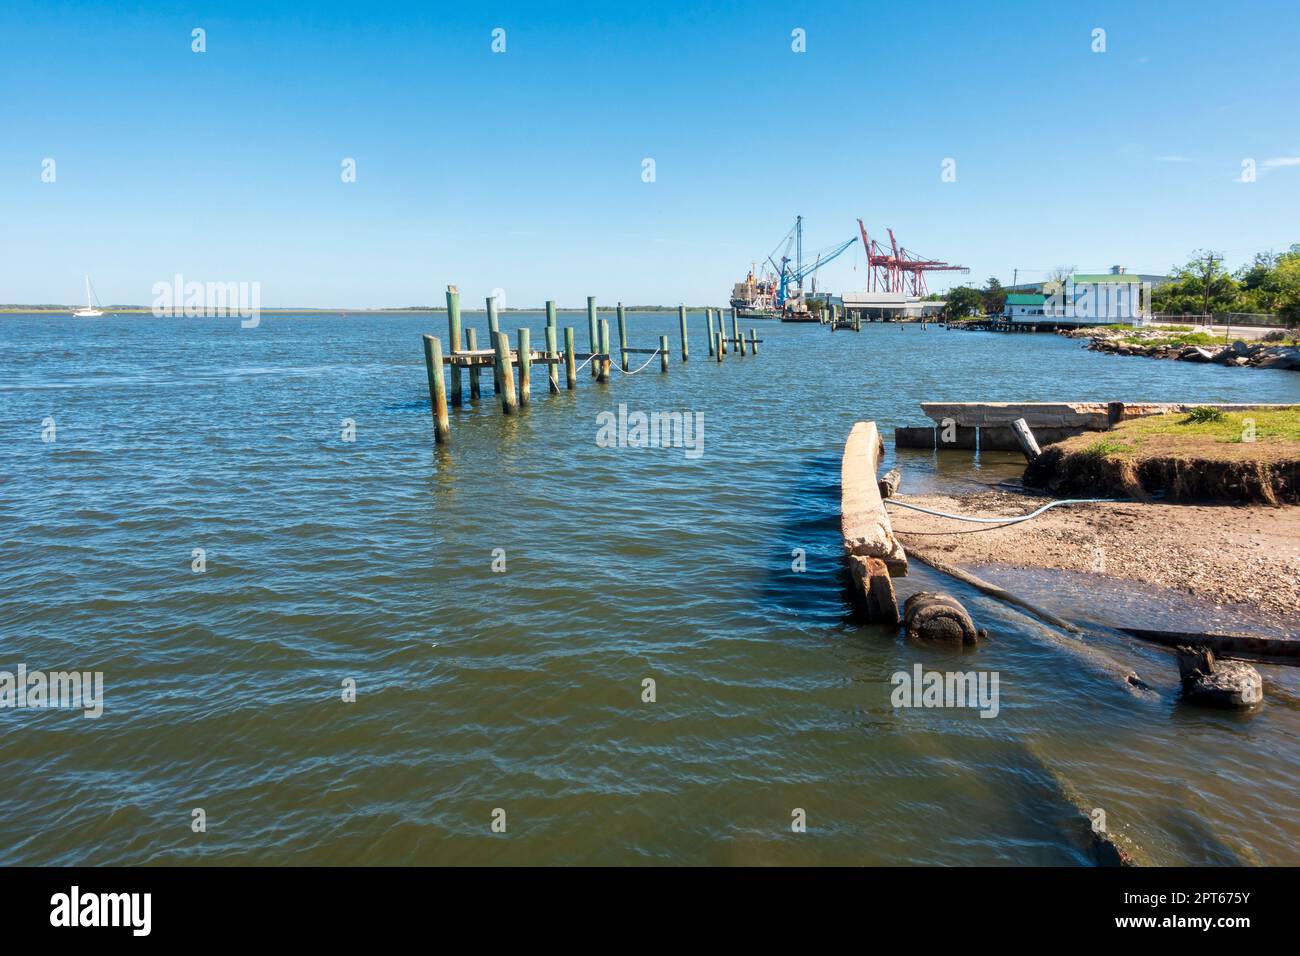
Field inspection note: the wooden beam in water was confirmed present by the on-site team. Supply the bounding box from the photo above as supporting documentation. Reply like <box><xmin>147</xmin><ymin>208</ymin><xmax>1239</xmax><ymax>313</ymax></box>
<box><xmin>564</xmin><ymin>327</ymin><xmax>577</xmax><ymax>390</ymax></box>
<box><xmin>587</xmin><ymin>296</ymin><xmax>598</xmax><ymax>378</ymax></box>
<box><xmin>598</xmin><ymin>319</ymin><xmax>611</xmax><ymax>382</ymax></box>
<box><xmin>446</xmin><ymin>286</ymin><xmax>463</xmax><ymax>407</ymax></box>
<box><xmin>422</xmin><ymin>334</ymin><xmax>451</xmax><ymax>444</ymax></box>
<box><xmin>493</xmin><ymin>330</ymin><xmax>518</xmax><ymax>414</ymax></box>
<box><xmin>1117</xmin><ymin>627</ymin><xmax>1300</xmax><ymax>666</ymax></box>
<box><xmin>487</xmin><ymin>294</ymin><xmax>502</xmax><ymax>395</ymax></box>
<box><xmin>465</xmin><ymin>327</ymin><xmax>481</xmax><ymax>399</ymax></box>
<box><xmin>517</xmin><ymin>327</ymin><xmax>531</xmax><ymax>404</ymax></box>
<box><xmin>545</xmin><ymin>324</ymin><xmax>559</xmax><ymax>393</ymax></box>
<box><xmin>617</xmin><ymin>303</ymin><xmax>628</xmax><ymax>371</ymax></box>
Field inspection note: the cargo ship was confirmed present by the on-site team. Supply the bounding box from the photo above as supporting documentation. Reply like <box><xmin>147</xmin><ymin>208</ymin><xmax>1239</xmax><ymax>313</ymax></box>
<box><xmin>729</xmin><ymin>268</ymin><xmax>783</xmax><ymax>319</ymax></box>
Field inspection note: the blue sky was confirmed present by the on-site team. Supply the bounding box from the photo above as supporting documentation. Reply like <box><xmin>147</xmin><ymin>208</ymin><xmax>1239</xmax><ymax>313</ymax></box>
<box><xmin>3</xmin><ymin>0</ymin><xmax>1298</xmax><ymax>308</ymax></box>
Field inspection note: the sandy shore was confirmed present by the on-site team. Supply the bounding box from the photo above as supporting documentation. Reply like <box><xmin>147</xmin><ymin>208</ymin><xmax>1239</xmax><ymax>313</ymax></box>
<box><xmin>889</xmin><ymin>490</ymin><xmax>1300</xmax><ymax>631</ymax></box>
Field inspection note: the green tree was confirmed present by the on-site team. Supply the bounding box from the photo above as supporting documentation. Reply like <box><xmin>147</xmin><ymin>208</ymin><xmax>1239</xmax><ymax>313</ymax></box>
<box><xmin>981</xmin><ymin>277</ymin><xmax>1007</xmax><ymax>315</ymax></box>
<box><xmin>943</xmin><ymin>285</ymin><xmax>984</xmax><ymax>319</ymax></box>
<box><xmin>1273</xmin><ymin>254</ymin><xmax>1300</xmax><ymax>325</ymax></box>
<box><xmin>1152</xmin><ymin>251</ymin><xmax>1238</xmax><ymax>315</ymax></box>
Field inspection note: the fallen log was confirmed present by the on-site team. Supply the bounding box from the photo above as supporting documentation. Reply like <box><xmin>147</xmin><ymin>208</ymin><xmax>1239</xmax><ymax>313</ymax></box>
<box><xmin>902</xmin><ymin>591</ymin><xmax>983</xmax><ymax>645</ymax></box>
<box><xmin>1118</xmin><ymin>627</ymin><xmax>1300</xmax><ymax>666</ymax></box>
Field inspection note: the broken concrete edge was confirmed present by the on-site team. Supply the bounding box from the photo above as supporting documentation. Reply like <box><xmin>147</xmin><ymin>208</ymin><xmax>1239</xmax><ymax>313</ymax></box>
<box><xmin>919</xmin><ymin>401</ymin><xmax>1298</xmax><ymax>432</ymax></box>
<box><xmin>840</xmin><ymin>421</ymin><xmax>908</xmax><ymax>576</ymax></box>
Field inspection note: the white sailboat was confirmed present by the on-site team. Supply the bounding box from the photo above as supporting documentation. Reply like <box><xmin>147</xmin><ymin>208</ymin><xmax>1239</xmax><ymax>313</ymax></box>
<box><xmin>71</xmin><ymin>274</ymin><xmax>104</xmax><ymax>317</ymax></box>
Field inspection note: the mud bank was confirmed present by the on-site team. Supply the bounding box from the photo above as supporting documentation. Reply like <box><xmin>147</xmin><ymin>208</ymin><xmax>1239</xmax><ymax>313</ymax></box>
<box><xmin>888</xmin><ymin>490</ymin><xmax>1300</xmax><ymax>632</ymax></box>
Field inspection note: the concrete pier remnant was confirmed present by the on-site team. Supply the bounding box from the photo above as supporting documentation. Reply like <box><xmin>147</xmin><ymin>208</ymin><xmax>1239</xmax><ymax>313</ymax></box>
<box><xmin>840</xmin><ymin>421</ymin><xmax>908</xmax><ymax>581</ymax></box>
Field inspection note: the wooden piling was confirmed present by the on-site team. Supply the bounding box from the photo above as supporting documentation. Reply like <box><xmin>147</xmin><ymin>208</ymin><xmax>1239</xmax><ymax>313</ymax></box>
<box><xmin>564</xmin><ymin>327</ymin><xmax>577</xmax><ymax>389</ymax></box>
<box><xmin>421</xmin><ymin>334</ymin><xmax>451</xmax><ymax>444</ymax></box>
<box><xmin>546</xmin><ymin>300</ymin><xmax>558</xmax><ymax>391</ymax></box>
<box><xmin>660</xmin><ymin>335</ymin><xmax>669</xmax><ymax>373</ymax></box>
<box><xmin>587</xmin><ymin>296</ymin><xmax>598</xmax><ymax>378</ymax></box>
<box><xmin>446</xmin><ymin>286</ymin><xmax>463</xmax><ymax>407</ymax></box>
<box><xmin>598</xmin><ymin>319</ymin><xmax>611</xmax><ymax>383</ymax></box>
<box><xmin>706</xmin><ymin>309</ymin><xmax>716</xmax><ymax>356</ymax></box>
<box><xmin>493</xmin><ymin>330</ymin><xmax>518</xmax><ymax>414</ymax></box>
<box><xmin>1011</xmin><ymin>417</ymin><xmax>1042</xmax><ymax>463</ymax></box>
<box><xmin>517</xmin><ymin>327</ymin><xmax>531</xmax><ymax>404</ymax></box>
<box><xmin>545</xmin><ymin>324</ymin><xmax>559</xmax><ymax>393</ymax></box>
<box><xmin>465</xmin><ymin>327</ymin><xmax>481</xmax><ymax>399</ymax></box>
<box><xmin>715</xmin><ymin>331</ymin><xmax>723</xmax><ymax>362</ymax></box>
<box><xmin>731</xmin><ymin>312</ymin><xmax>741</xmax><ymax>354</ymax></box>
<box><xmin>487</xmin><ymin>294</ymin><xmax>502</xmax><ymax>394</ymax></box>
<box><xmin>617</xmin><ymin>303</ymin><xmax>629</xmax><ymax>371</ymax></box>
<box><xmin>678</xmin><ymin>305</ymin><xmax>689</xmax><ymax>361</ymax></box>
<box><xmin>738</xmin><ymin>322</ymin><xmax>748</xmax><ymax>356</ymax></box>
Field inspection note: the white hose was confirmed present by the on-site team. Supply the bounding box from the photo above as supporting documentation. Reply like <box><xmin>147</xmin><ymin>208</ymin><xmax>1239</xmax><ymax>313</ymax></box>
<box><xmin>885</xmin><ymin>497</ymin><xmax>1121</xmax><ymax>525</ymax></box>
<box><xmin>611</xmin><ymin>349</ymin><xmax>662</xmax><ymax>375</ymax></box>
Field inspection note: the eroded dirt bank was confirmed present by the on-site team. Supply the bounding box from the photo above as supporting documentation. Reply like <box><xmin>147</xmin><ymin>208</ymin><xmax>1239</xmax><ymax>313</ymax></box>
<box><xmin>889</xmin><ymin>490</ymin><xmax>1300</xmax><ymax>632</ymax></box>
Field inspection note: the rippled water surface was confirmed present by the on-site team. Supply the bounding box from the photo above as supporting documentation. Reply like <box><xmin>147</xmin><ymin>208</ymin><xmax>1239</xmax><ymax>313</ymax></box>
<box><xmin>3</xmin><ymin>312</ymin><xmax>1299</xmax><ymax>865</ymax></box>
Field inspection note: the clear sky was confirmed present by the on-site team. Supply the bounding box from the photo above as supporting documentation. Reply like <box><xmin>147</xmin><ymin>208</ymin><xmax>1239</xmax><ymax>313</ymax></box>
<box><xmin>3</xmin><ymin>0</ymin><xmax>1298</xmax><ymax>308</ymax></box>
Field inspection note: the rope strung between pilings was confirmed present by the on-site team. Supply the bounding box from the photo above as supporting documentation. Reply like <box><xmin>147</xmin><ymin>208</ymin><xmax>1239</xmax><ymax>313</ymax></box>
<box><xmin>611</xmin><ymin>349</ymin><xmax>662</xmax><ymax>375</ymax></box>
<box><xmin>573</xmin><ymin>354</ymin><xmax>597</xmax><ymax>374</ymax></box>
<box><xmin>886</xmin><ymin>497</ymin><xmax>1125</xmax><ymax>526</ymax></box>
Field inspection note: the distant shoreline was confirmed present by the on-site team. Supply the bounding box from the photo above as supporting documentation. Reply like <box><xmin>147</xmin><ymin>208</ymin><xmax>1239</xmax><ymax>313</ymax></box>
<box><xmin>0</xmin><ymin>306</ymin><xmax>715</xmax><ymax>315</ymax></box>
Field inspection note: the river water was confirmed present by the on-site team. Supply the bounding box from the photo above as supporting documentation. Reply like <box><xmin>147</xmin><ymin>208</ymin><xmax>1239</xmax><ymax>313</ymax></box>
<box><xmin>3</xmin><ymin>311</ymin><xmax>1299</xmax><ymax>865</ymax></box>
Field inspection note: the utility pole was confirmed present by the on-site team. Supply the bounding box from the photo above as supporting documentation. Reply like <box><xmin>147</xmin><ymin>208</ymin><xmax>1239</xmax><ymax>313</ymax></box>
<box><xmin>1198</xmin><ymin>252</ymin><xmax>1223</xmax><ymax>327</ymax></box>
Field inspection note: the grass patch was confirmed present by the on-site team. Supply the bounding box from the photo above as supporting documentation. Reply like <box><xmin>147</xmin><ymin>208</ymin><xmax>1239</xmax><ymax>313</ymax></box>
<box><xmin>1062</xmin><ymin>408</ymin><xmax>1300</xmax><ymax>459</ymax></box>
<box><xmin>1080</xmin><ymin>437</ymin><xmax>1131</xmax><ymax>457</ymax></box>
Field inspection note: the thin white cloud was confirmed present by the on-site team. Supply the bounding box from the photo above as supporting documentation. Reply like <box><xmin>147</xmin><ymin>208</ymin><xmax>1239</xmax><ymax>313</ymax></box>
<box><xmin>1157</xmin><ymin>155</ymin><xmax>1189</xmax><ymax>162</ymax></box>
<box><xmin>1262</xmin><ymin>157</ymin><xmax>1300</xmax><ymax>167</ymax></box>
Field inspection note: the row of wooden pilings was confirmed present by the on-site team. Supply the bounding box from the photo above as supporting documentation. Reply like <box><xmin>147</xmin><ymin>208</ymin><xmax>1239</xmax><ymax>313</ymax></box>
<box><xmin>422</xmin><ymin>287</ymin><xmax>763</xmax><ymax>443</ymax></box>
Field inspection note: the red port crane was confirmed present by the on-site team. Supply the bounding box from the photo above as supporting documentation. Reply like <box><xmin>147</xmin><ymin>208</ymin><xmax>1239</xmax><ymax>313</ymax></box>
<box><xmin>857</xmin><ymin>218</ymin><xmax>970</xmax><ymax>296</ymax></box>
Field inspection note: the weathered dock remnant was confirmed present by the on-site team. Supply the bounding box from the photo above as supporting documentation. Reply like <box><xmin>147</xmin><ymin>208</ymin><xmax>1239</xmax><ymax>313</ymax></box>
<box><xmin>840</xmin><ymin>421</ymin><xmax>908</xmax><ymax>623</ymax></box>
<box><xmin>894</xmin><ymin>401</ymin><xmax>1294</xmax><ymax>452</ymax></box>
<box><xmin>419</xmin><ymin>289</ymin><xmax>761</xmax><ymax>445</ymax></box>
<box><xmin>878</xmin><ymin>468</ymin><xmax>901</xmax><ymax>499</ymax></box>
<box><xmin>421</xmin><ymin>334</ymin><xmax>450</xmax><ymax>444</ymax></box>
<box><xmin>1116</xmin><ymin>627</ymin><xmax>1300</xmax><ymax>666</ymax></box>
<box><xmin>1011</xmin><ymin>418</ymin><xmax>1042</xmax><ymax>463</ymax></box>
<box><xmin>902</xmin><ymin>592</ymin><xmax>983</xmax><ymax>645</ymax></box>
<box><xmin>1176</xmin><ymin>647</ymin><xmax>1263</xmax><ymax>709</ymax></box>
